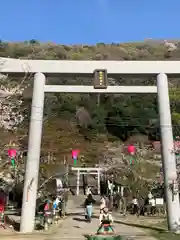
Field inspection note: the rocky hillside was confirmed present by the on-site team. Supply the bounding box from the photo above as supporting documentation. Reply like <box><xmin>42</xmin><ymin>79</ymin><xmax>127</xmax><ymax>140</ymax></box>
<box><xmin>0</xmin><ymin>39</ymin><xmax>180</xmax><ymax>194</ymax></box>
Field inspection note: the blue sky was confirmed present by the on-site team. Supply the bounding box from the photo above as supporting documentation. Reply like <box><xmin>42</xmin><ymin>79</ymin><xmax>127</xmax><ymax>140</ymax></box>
<box><xmin>1</xmin><ymin>0</ymin><xmax>180</xmax><ymax>44</ymax></box>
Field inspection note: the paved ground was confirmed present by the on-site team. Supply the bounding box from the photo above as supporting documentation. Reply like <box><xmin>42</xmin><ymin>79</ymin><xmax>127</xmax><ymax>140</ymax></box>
<box><xmin>0</xmin><ymin>197</ymin><xmax>158</xmax><ymax>240</ymax></box>
<box><xmin>47</xmin><ymin>200</ymin><xmax>157</xmax><ymax>240</ymax></box>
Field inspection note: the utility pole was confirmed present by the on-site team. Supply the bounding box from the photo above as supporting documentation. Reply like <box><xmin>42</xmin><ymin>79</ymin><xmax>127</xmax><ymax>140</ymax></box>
<box><xmin>157</xmin><ymin>73</ymin><xmax>180</xmax><ymax>232</ymax></box>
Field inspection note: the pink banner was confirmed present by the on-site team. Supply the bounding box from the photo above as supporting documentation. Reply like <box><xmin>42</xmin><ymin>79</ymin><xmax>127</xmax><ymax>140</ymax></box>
<box><xmin>72</xmin><ymin>149</ymin><xmax>79</xmax><ymax>159</ymax></box>
<box><xmin>8</xmin><ymin>148</ymin><xmax>17</xmax><ymax>158</ymax></box>
<box><xmin>127</xmin><ymin>144</ymin><xmax>136</xmax><ymax>155</ymax></box>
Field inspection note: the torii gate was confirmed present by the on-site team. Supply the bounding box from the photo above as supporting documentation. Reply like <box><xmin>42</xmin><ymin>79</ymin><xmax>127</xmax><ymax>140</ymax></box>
<box><xmin>71</xmin><ymin>167</ymin><xmax>101</xmax><ymax>195</ymax></box>
<box><xmin>0</xmin><ymin>58</ymin><xmax>180</xmax><ymax>233</ymax></box>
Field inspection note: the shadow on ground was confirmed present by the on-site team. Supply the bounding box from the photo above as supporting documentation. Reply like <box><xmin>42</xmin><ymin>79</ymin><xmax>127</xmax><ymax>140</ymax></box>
<box><xmin>73</xmin><ymin>217</ymin><xmax>87</xmax><ymax>222</ymax></box>
<box><xmin>66</xmin><ymin>211</ymin><xmax>84</xmax><ymax>216</ymax></box>
<box><xmin>114</xmin><ymin>219</ymin><xmax>167</xmax><ymax>233</ymax></box>
<box><xmin>5</xmin><ymin>215</ymin><xmax>20</xmax><ymax>231</ymax></box>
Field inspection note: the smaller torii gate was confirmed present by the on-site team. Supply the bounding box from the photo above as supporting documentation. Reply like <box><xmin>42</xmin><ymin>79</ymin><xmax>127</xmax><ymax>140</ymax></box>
<box><xmin>71</xmin><ymin>167</ymin><xmax>101</xmax><ymax>195</ymax></box>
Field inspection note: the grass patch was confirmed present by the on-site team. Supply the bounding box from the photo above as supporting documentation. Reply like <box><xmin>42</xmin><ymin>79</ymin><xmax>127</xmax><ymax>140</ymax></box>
<box><xmin>115</xmin><ymin>218</ymin><xmax>180</xmax><ymax>240</ymax></box>
<box><xmin>149</xmin><ymin>220</ymin><xmax>180</xmax><ymax>240</ymax></box>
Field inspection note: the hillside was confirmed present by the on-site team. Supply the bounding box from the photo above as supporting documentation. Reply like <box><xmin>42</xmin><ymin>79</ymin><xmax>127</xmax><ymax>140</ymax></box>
<box><xmin>0</xmin><ymin>39</ymin><xmax>180</xmax><ymax>194</ymax></box>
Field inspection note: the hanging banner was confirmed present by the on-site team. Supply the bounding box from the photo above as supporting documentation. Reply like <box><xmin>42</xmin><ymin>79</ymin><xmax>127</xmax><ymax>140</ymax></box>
<box><xmin>127</xmin><ymin>144</ymin><xmax>136</xmax><ymax>165</ymax></box>
<box><xmin>127</xmin><ymin>144</ymin><xmax>136</xmax><ymax>155</ymax></box>
<box><xmin>72</xmin><ymin>149</ymin><xmax>80</xmax><ymax>165</ymax></box>
<box><xmin>8</xmin><ymin>148</ymin><xmax>17</xmax><ymax>168</ymax></box>
<box><xmin>8</xmin><ymin>149</ymin><xmax>17</xmax><ymax>158</ymax></box>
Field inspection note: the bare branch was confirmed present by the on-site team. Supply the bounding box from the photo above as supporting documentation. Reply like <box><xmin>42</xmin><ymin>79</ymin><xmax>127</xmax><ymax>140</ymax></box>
<box><xmin>0</xmin><ymin>59</ymin><xmax>32</xmax><ymax>130</ymax></box>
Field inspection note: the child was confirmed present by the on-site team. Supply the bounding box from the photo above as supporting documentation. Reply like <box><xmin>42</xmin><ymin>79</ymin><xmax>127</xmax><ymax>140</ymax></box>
<box><xmin>132</xmin><ymin>196</ymin><xmax>139</xmax><ymax>215</ymax></box>
<box><xmin>98</xmin><ymin>208</ymin><xmax>114</xmax><ymax>234</ymax></box>
<box><xmin>149</xmin><ymin>197</ymin><xmax>156</xmax><ymax>215</ymax></box>
<box><xmin>99</xmin><ymin>207</ymin><xmax>113</xmax><ymax>225</ymax></box>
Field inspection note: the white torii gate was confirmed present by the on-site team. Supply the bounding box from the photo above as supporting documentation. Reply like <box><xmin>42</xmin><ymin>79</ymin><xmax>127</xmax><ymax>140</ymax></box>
<box><xmin>71</xmin><ymin>167</ymin><xmax>101</xmax><ymax>195</ymax></box>
<box><xmin>0</xmin><ymin>58</ymin><xmax>180</xmax><ymax>233</ymax></box>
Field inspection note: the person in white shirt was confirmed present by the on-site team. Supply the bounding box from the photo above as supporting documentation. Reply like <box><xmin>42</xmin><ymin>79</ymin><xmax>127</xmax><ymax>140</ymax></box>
<box><xmin>97</xmin><ymin>207</ymin><xmax>114</xmax><ymax>234</ymax></box>
<box><xmin>86</xmin><ymin>186</ymin><xmax>92</xmax><ymax>196</ymax></box>
<box><xmin>148</xmin><ymin>191</ymin><xmax>153</xmax><ymax>200</ymax></box>
<box><xmin>100</xmin><ymin>196</ymin><xmax>106</xmax><ymax>214</ymax></box>
<box><xmin>149</xmin><ymin>197</ymin><xmax>156</xmax><ymax>215</ymax></box>
<box><xmin>99</xmin><ymin>207</ymin><xmax>113</xmax><ymax>225</ymax></box>
<box><xmin>132</xmin><ymin>197</ymin><xmax>139</xmax><ymax>215</ymax></box>
<box><xmin>132</xmin><ymin>198</ymin><xmax>138</xmax><ymax>205</ymax></box>
<box><xmin>107</xmin><ymin>180</ymin><xmax>114</xmax><ymax>195</ymax></box>
<box><xmin>56</xmin><ymin>179</ymin><xmax>63</xmax><ymax>193</ymax></box>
